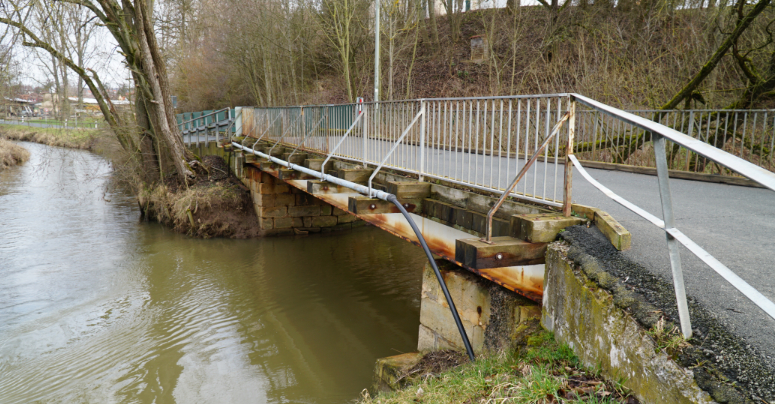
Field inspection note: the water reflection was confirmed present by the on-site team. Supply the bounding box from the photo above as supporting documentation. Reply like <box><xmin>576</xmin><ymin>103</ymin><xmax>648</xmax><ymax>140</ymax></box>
<box><xmin>0</xmin><ymin>142</ymin><xmax>426</xmax><ymax>403</ymax></box>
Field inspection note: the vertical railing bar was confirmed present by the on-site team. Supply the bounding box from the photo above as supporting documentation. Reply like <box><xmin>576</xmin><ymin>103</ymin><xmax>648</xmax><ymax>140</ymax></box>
<box><xmin>543</xmin><ymin>98</ymin><xmax>550</xmax><ymax>199</ymax></box>
<box><xmin>455</xmin><ymin>101</ymin><xmax>461</xmax><ymax>179</ymax></box>
<box><xmin>769</xmin><ymin>113</ymin><xmax>775</xmax><ymax>165</ymax></box>
<box><xmin>533</xmin><ymin>98</ymin><xmax>540</xmax><ymax>198</ymax></box>
<box><xmin>523</xmin><ymin>100</ymin><xmax>531</xmax><ymax>196</ymax></box>
<box><xmin>653</xmin><ymin>133</ymin><xmax>693</xmax><ymax>339</ymax></box>
<box><xmin>484</xmin><ymin>100</ymin><xmax>490</xmax><ymax>186</ymax></box>
<box><xmin>472</xmin><ymin>100</ymin><xmax>481</xmax><ymax>184</ymax></box>
<box><xmin>498</xmin><ymin>99</ymin><xmax>505</xmax><ymax>189</ymax></box>
<box><xmin>758</xmin><ymin>111</ymin><xmax>767</xmax><ymax>164</ymax></box>
<box><xmin>739</xmin><ymin>111</ymin><xmax>747</xmax><ymax>159</ymax></box>
<box><xmin>489</xmin><ymin>99</ymin><xmax>496</xmax><ymax>188</ymax></box>
<box><xmin>563</xmin><ymin>96</ymin><xmax>576</xmax><ymax>216</ymax></box>
<box><xmin>515</xmin><ymin>99</ymin><xmax>522</xmax><ymax>188</ymax></box>
<box><xmin>506</xmin><ymin>99</ymin><xmax>513</xmax><ymax>189</ymax></box>
<box><xmin>553</xmin><ymin>98</ymin><xmax>562</xmax><ymax>201</ymax></box>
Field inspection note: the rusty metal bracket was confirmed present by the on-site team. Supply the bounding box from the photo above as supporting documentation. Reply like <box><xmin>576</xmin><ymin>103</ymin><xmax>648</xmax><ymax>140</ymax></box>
<box><xmin>483</xmin><ymin>111</ymin><xmax>570</xmax><ymax>243</ymax></box>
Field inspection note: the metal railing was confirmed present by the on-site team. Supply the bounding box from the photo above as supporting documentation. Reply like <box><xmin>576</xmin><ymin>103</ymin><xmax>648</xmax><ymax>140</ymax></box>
<box><xmin>240</xmin><ymin>95</ymin><xmax>575</xmax><ymax>208</ymax></box>
<box><xmin>177</xmin><ymin>108</ymin><xmax>236</xmax><ymax>147</ymax></box>
<box><xmin>189</xmin><ymin>94</ymin><xmax>775</xmax><ymax>339</ymax></box>
<box><xmin>570</xmin><ymin>94</ymin><xmax>775</xmax><ymax>339</ymax></box>
<box><xmin>575</xmin><ymin>109</ymin><xmax>775</xmax><ymax>176</ymax></box>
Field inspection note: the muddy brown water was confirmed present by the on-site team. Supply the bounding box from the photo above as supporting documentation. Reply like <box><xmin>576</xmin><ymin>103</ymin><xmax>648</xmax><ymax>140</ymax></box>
<box><xmin>0</xmin><ymin>142</ymin><xmax>426</xmax><ymax>403</ymax></box>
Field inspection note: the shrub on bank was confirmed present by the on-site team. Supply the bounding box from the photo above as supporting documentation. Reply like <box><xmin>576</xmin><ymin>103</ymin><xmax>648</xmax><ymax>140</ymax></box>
<box><xmin>0</xmin><ymin>139</ymin><xmax>30</xmax><ymax>169</ymax></box>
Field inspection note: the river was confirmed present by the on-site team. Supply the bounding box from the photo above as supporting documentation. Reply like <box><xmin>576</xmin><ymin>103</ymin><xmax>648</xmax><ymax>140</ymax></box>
<box><xmin>0</xmin><ymin>142</ymin><xmax>427</xmax><ymax>403</ymax></box>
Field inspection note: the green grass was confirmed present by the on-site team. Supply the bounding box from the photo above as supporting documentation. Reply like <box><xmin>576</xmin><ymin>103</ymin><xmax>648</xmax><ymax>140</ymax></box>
<box><xmin>361</xmin><ymin>332</ymin><xmax>636</xmax><ymax>404</ymax></box>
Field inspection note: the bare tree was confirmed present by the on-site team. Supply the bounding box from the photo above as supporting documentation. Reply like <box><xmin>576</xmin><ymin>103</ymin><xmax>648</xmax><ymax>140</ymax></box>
<box><xmin>1</xmin><ymin>0</ymin><xmax>195</xmax><ymax>182</ymax></box>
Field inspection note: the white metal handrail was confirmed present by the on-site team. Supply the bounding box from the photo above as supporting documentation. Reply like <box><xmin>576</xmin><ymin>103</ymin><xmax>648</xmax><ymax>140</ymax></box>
<box><xmin>570</xmin><ymin>93</ymin><xmax>775</xmax><ymax>338</ymax></box>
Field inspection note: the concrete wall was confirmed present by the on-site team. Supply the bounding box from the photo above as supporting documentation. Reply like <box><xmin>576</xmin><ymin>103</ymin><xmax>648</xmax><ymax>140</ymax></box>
<box><xmin>542</xmin><ymin>242</ymin><xmax>714</xmax><ymax>404</ymax></box>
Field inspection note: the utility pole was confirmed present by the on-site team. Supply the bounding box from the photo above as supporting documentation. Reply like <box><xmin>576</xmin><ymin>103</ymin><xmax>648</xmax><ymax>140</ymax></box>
<box><xmin>374</xmin><ymin>0</ymin><xmax>380</xmax><ymax>102</ymax></box>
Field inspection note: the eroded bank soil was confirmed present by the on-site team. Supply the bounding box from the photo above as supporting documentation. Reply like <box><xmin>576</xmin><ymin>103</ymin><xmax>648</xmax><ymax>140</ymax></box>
<box><xmin>139</xmin><ymin>155</ymin><xmax>261</xmax><ymax>238</ymax></box>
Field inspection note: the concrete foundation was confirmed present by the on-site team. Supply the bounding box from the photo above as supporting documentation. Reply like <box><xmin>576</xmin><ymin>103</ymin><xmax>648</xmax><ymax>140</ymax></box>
<box><xmin>417</xmin><ymin>260</ymin><xmax>542</xmax><ymax>354</ymax></box>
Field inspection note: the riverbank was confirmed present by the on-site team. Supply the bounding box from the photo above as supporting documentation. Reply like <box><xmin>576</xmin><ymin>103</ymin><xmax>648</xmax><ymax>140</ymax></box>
<box><xmin>363</xmin><ymin>331</ymin><xmax>638</xmax><ymax>404</ymax></box>
<box><xmin>138</xmin><ymin>155</ymin><xmax>261</xmax><ymax>238</ymax></box>
<box><xmin>0</xmin><ymin>124</ymin><xmax>103</xmax><ymax>150</ymax></box>
<box><xmin>0</xmin><ymin>139</ymin><xmax>30</xmax><ymax>169</ymax></box>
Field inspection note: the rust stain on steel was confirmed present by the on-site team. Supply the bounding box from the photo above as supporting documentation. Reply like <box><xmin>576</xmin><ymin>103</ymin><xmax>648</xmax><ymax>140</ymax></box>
<box><xmin>259</xmin><ymin>167</ymin><xmax>544</xmax><ymax>302</ymax></box>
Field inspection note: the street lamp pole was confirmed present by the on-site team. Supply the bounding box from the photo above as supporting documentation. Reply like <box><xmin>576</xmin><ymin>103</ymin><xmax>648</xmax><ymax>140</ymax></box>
<box><xmin>374</xmin><ymin>0</ymin><xmax>380</xmax><ymax>103</ymax></box>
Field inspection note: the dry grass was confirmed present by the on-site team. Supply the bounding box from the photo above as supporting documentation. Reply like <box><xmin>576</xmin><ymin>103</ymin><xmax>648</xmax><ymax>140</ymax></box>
<box><xmin>0</xmin><ymin>139</ymin><xmax>30</xmax><ymax>169</ymax></box>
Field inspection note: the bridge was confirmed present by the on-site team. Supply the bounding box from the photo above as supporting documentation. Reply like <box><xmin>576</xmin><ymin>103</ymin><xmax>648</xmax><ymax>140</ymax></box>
<box><xmin>177</xmin><ymin>94</ymin><xmax>775</xmax><ymax>398</ymax></box>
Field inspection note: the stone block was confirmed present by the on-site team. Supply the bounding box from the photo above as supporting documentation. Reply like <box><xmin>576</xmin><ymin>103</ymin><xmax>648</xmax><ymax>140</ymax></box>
<box><xmin>259</xmin><ymin>217</ymin><xmax>273</xmax><ymax>230</ymax></box>
<box><xmin>272</xmin><ymin>184</ymin><xmax>290</xmax><ymax>194</ymax></box>
<box><xmin>292</xmin><ymin>217</ymin><xmax>304</xmax><ymax>227</ymax></box>
<box><xmin>283</xmin><ymin>152</ymin><xmax>307</xmax><ymax>165</ymax></box>
<box><xmin>311</xmin><ymin>216</ymin><xmax>337</xmax><ymax>227</ymax></box>
<box><xmin>373</xmin><ymin>352</ymin><xmax>423</xmax><ymax>392</ymax></box>
<box><xmin>319</xmin><ymin>204</ymin><xmax>332</xmax><ymax>216</ymax></box>
<box><xmin>296</xmin><ymin>193</ymin><xmax>316</xmax><ymax>206</ymax></box>
<box><xmin>274</xmin><ymin>193</ymin><xmax>296</xmax><ymax>207</ymax></box>
<box><xmin>258</xmin><ymin>183</ymin><xmax>275</xmax><ymax>195</ymax></box>
<box><xmin>258</xmin><ymin>206</ymin><xmax>287</xmax><ymax>218</ymax></box>
<box><xmin>333</xmin><ymin>207</ymin><xmax>348</xmax><ymax>216</ymax></box>
<box><xmin>274</xmin><ymin>217</ymin><xmax>293</xmax><ymax>229</ymax></box>
<box><xmin>338</xmin><ymin>213</ymin><xmax>358</xmax><ymax>224</ymax></box>
<box><xmin>386</xmin><ymin>181</ymin><xmax>431</xmax><ymax>199</ymax></box>
<box><xmin>304</xmin><ymin>158</ymin><xmax>333</xmax><ymax>172</ymax></box>
<box><xmin>303</xmin><ymin>217</ymin><xmax>314</xmax><ymax>227</ymax></box>
<box><xmin>572</xmin><ymin>203</ymin><xmax>600</xmax><ymax>220</ymax></box>
<box><xmin>335</xmin><ymin>168</ymin><xmax>373</xmax><ymax>183</ymax></box>
<box><xmin>417</xmin><ymin>324</ymin><xmax>437</xmax><ymax>352</ymax></box>
<box><xmin>260</xmin><ymin>172</ymin><xmax>275</xmax><ymax>184</ymax></box>
<box><xmin>511</xmin><ymin>213</ymin><xmax>585</xmax><ymax>243</ymax></box>
<box><xmin>419</xmin><ymin>296</ymin><xmax>484</xmax><ymax>352</ymax></box>
<box><xmin>289</xmin><ymin>205</ymin><xmax>320</xmax><ymax>217</ymax></box>
<box><xmin>254</xmin><ymin>193</ymin><xmax>275</xmax><ymax>208</ymax></box>
<box><xmin>455</xmin><ymin>237</ymin><xmax>546</xmax><ymax>269</ymax></box>
<box><xmin>594</xmin><ymin>211</ymin><xmax>631</xmax><ymax>251</ymax></box>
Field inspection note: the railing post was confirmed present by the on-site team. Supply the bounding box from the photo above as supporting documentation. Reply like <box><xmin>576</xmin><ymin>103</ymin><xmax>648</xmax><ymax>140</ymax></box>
<box><xmin>653</xmin><ymin>133</ymin><xmax>693</xmax><ymax>339</ymax></box>
<box><xmin>419</xmin><ymin>99</ymin><xmax>426</xmax><ymax>181</ymax></box>
<box><xmin>362</xmin><ymin>103</ymin><xmax>368</xmax><ymax>168</ymax></box>
<box><xmin>563</xmin><ymin>96</ymin><xmax>576</xmax><ymax>217</ymax></box>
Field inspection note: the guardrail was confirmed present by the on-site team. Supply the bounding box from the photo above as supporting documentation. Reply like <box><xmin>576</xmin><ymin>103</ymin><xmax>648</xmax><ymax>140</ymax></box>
<box><xmin>185</xmin><ymin>95</ymin><xmax>775</xmax><ymax>339</ymax></box>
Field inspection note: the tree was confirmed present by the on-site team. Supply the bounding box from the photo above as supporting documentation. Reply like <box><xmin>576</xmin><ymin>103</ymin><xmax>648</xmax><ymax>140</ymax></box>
<box><xmin>1</xmin><ymin>0</ymin><xmax>195</xmax><ymax>183</ymax></box>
